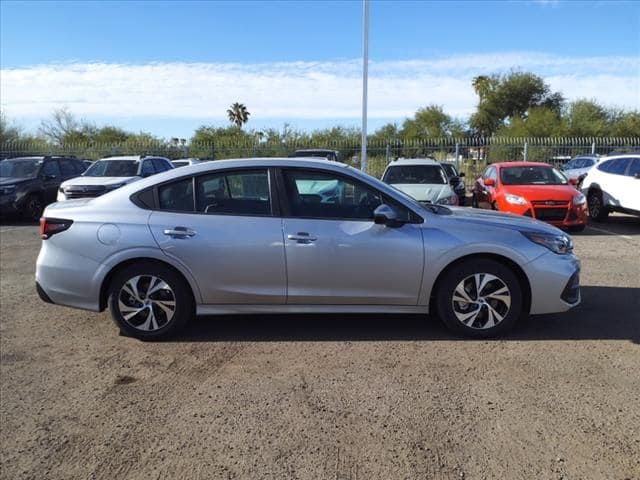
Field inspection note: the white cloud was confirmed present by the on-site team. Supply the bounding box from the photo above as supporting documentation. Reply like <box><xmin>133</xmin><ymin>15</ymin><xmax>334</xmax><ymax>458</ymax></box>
<box><xmin>1</xmin><ymin>53</ymin><xmax>639</xmax><ymax>127</ymax></box>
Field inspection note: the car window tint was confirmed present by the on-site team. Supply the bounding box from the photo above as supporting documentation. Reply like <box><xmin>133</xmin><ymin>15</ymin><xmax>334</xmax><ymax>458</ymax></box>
<box><xmin>141</xmin><ymin>160</ymin><xmax>156</xmax><ymax>176</ymax></box>
<box><xmin>607</xmin><ymin>158</ymin><xmax>631</xmax><ymax>175</ymax></box>
<box><xmin>73</xmin><ymin>160</ymin><xmax>87</xmax><ymax>174</ymax></box>
<box><xmin>196</xmin><ymin>170</ymin><xmax>271</xmax><ymax>216</ymax></box>
<box><xmin>152</xmin><ymin>158</ymin><xmax>169</xmax><ymax>172</ymax></box>
<box><xmin>626</xmin><ymin>158</ymin><xmax>640</xmax><ymax>177</ymax></box>
<box><xmin>283</xmin><ymin>170</ymin><xmax>383</xmax><ymax>220</ymax></box>
<box><xmin>59</xmin><ymin>159</ymin><xmax>76</xmax><ymax>176</ymax></box>
<box><xmin>42</xmin><ymin>160</ymin><xmax>61</xmax><ymax>177</ymax></box>
<box><xmin>584</xmin><ymin>158</ymin><xmax>595</xmax><ymax>167</ymax></box>
<box><xmin>158</xmin><ymin>178</ymin><xmax>194</xmax><ymax>212</ymax></box>
<box><xmin>488</xmin><ymin>167</ymin><xmax>497</xmax><ymax>181</ymax></box>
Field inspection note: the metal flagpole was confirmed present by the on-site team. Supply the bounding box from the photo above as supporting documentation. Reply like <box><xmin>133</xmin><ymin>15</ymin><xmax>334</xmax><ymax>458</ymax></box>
<box><xmin>361</xmin><ymin>0</ymin><xmax>369</xmax><ymax>173</ymax></box>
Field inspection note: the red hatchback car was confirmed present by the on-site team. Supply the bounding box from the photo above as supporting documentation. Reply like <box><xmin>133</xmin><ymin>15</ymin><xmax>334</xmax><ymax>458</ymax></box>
<box><xmin>471</xmin><ymin>162</ymin><xmax>587</xmax><ymax>232</ymax></box>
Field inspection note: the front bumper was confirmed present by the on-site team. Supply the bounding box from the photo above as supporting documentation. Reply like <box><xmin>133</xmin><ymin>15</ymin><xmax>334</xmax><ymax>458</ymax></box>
<box><xmin>497</xmin><ymin>199</ymin><xmax>586</xmax><ymax>228</ymax></box>
<box><xmin>0</xmin><ymin>194</ymin><xmax>20</xmax><ymax>215</ymax></box>
<box><xmin>527</xmin><ymin>252</ymin><xmax>581</xmax><ymax>314</ymax></box>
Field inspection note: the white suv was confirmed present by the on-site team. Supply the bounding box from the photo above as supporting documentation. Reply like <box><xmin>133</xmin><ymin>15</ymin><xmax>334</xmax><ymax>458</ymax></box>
<box><xmin>581</xmin><ymin>154</ymin><xmax>640</xmax><ymax>221</ymax></box>
<box><xmin>381</xmin><ymin>158</ymin><xmax>459</xmax><ymax>206</ymax></box>
<box><xmin>58</xmin><ymin>155</ymin><xmax>173</xmax><ymax>201</ymax></box>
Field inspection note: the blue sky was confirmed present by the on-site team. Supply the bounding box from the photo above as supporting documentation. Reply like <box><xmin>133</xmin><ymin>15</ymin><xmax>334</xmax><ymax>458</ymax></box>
<box><xmin>1</xmin><ymin>0</ymin><xmax>639</xmax><ymax>138</ymax></box>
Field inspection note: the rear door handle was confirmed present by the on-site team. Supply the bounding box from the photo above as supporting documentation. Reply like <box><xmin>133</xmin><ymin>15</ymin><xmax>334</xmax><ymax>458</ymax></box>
<box><xmin>287</xmin><ymin>232</ymin><xmax>317</xmax><ymax>243</ymax></box>
<box><xmin>163</xmin><ymin>226</ymin><xmax>196</xmax><ymax>238</ymax></box>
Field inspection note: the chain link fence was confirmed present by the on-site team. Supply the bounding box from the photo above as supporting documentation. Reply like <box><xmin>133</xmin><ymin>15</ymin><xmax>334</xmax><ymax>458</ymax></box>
<box><xmin>2</xmin><ymin>137</ymin><xmax>638</xmax><ymax>180</ymax></box>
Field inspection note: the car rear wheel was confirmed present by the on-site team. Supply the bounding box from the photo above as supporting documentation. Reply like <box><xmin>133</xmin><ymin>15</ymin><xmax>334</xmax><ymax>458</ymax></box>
<box><xmin>108</xmin><ymin>262</ymin><xmax>193</xmax><ymax>340</ymax></box>
<box><xmin>587</xmin><ymin>190</ymin><xmax>609</xmax><ymax>222</ymax></box>
<box><xmin>436</xmin><ymin>259</ymin><xmax>523</xmax><ymax>338</ymax></box>
<box><xmin>24</xmin><ymin>194</ymin><xmax>44</xmax><ymax>222</ymax></box>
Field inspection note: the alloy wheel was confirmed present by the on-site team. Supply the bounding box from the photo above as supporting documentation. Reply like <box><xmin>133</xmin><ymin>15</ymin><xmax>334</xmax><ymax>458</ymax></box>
<box><xmin>451</xmin><ymin>273</ymin><xmax>511</xmax><ymax>329</ymax></box>
<box><xmin>117</xmin><ymin>275</ymin><xmax>176</xmax><ymax>332</ymax></box>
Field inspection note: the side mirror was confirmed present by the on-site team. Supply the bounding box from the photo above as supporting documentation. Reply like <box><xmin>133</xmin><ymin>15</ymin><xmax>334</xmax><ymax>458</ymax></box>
<box><xmin>568</xmin><ymin>178</ymin><xmax>578</xmax><ymax>186</ymax></box>
<box><xmin>459</xmin><ymin>172</ymin><xmax>465</xmax><ymax>177</ymax></box>
<box><xmin>449</xmin><ymin>176</ymin><xmax>460</xmax><ymax>185</ymax></box>
<box><xmin>483</xmin><ymin>178</ymin><xmax>495</xmax><ymax>187</ymax></box>
<box><xmin>373</xmin><ymin>204</ymin><xmax>401</xmax><ymax>228</ymax></box>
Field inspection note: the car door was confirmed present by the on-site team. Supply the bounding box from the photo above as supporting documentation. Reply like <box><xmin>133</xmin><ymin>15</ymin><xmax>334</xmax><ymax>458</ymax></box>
<box><xmin>600</xmin><ymin>158</ymin><xmax>631</xmax><ymax>206</ymax></box>
<box><xmin>278</xmin><ymin>168</ymin><xmax>424</xmax><ymax>305</ymax></box>
<box><xmin>477</xmin><ymin>166</ymin><xmax>497</xmax><ymax>209</ymax></box>
<box><xmin>146</xmin><ymin>168</ymin><xmax>286</xmax><ymax>304</ymax></box>
<box><xmin>619</xmin><ymin>158</ymin><xmax>640</xmax><ymax>211</ymax></box>
<box><xmin>40</xmin><ymin>160</ymin><xmax>62</xmax><ymax>204</ymax></box>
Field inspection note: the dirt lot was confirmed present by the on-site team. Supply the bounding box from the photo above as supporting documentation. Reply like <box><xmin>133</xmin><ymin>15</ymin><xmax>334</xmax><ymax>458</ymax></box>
<box><xmin>1</xmin><ymin>215</ymin><xmax>639</xmax><ymax>480</ymax></box>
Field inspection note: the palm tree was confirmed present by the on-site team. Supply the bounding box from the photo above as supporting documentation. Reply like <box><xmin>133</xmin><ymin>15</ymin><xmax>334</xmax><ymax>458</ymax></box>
<box><xmin>227</xmin><ymin>102</ymin><xmax>250</xmax><ymax>129</ymax></box>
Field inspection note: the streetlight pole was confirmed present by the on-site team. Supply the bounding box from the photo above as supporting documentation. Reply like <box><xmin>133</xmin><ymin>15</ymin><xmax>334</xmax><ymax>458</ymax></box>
<box><xmin>361</xmin><ymin>0</ymin><xmax>369</xmax><ymax>173</ymax></box>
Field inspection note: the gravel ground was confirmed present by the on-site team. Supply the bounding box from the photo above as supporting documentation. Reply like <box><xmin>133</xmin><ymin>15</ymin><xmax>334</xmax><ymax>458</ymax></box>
<box><xmin>1</xmin><ymin>215</ymin><xmax>639</xmax><ymax>480</ymax></box>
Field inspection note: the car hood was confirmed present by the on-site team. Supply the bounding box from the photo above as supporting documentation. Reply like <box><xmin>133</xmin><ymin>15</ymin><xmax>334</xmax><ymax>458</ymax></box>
<box><xmin>60</xmin><ymin>176</ymin><xmax>139</xmax><ymax>188</ymax></box>
<box><xmin>0</xmin><ymin>177</ymin><xmax>33</xmax><ymax>186</ymax></box>
<box><xmin>392</xmin><ymin>183</ymin><xmax>454</xmax><ymax>202</ymax></box>
<box><xmin>445</xmin><ymin>206</ymin><xmax>562</xmax><ymax>235</ymax></box>
<box><xmin>501</xmin><ymin>184</ymin><xmax>578</xmax><ymax>201</ymax></box>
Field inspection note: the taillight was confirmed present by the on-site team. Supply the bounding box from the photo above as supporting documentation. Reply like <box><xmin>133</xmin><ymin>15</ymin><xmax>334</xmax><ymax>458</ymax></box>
<box><xmin>40</xmin><ymin>218</ymin><xmax>73</xmax><ymax>239</ymax></box>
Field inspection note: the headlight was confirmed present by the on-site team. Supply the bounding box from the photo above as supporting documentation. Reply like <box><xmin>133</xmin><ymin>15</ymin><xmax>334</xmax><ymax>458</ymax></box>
<box><xmin>522</xmin><ymin>231</ymin><xmax>573</xmax><ymax>255</ymax></box>
<box><xmin>1</xmin><ymin>185</ymin><xmax>16</xmax><ymax>195</ymax></box>
<box><xmin>504</xmin><ymin>193</ymin><xmax>527</xmax><ymax>205</ymax></box>
<box><xmin>572</xmin><ymin>193</ymin><xmax>586</xmax><ymax>205</ymax></box>
<box><xmin>437</xmin><ymin>195</ymin><xmax>458</xmax><ymax>205</ymax></box>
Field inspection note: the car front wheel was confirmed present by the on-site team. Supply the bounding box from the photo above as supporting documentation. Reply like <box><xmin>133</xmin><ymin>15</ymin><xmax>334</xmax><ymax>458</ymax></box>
<box><xmin>24</xmin><ymin>194</ymin><xmax>44</xmax><ymax>222</ymax></box>
<box><xmin>108</xmin><ymin>262</ymin><xmax>193</xmax><ymax>340</ymax></box>
<box><xmin>436</xmin><ymin>259</ymin><xmax>523</xmax><ymax>338</ymax></box>
<box><xmin>587</xmin><ymin>191</ymin><xmax>609</xmax><ymax>222</ymax></box>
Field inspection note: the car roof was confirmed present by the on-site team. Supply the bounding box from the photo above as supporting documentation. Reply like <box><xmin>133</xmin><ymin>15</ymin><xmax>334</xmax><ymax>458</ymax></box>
<box><xmin>294</xmin><ymin>149</ymin><xmax>338</xmax><ymax>153</ymax></box>
<box><xmin>388</xmin><ymin>158</ymin><xmax>440</xmax><ymax>166</ymax></box>
<box><xmin>494</xmin><ymin>162</ymin><xmax>553</xmax><ymax>168</ymax></box>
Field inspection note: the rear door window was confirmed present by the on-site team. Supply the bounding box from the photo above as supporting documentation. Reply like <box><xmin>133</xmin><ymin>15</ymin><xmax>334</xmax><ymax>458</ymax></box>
<box><xmin>196</xmin><ymin>169</ymin><xmax>271</xmax><ymax>216</ymax></box>
<box><xmin>42</xmin><ymin>160</ymin><xmax>61</xmax><ymax>178</ymax></box>
<box><xmin>625</xmin><ymin>158</ymin><xmax>640</xmax><ymax>177</ymax></box>
<box><xmin>59</xmin><ymin>159</ymin><xmax>76</xmax><ymax>177</ymax></box>
<box><xmin>141</xmin><ymin>160</ymin><xmax>156</xmax><ymax>176</ymax></box>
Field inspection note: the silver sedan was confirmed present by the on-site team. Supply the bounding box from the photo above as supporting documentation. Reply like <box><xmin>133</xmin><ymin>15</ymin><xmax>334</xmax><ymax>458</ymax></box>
<box><xmin>36</xmin><ymin>158</ymin><xmax>581</xmax><ymax>340</ymax></box>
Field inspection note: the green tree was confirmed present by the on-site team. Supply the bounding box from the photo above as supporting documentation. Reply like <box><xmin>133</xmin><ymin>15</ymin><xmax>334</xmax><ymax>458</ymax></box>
<box><xmin>0</xmin><ymin>113</ymin><xmax>23</xmax><ymax>143</ymax></box>
<box><xmin>226</xmin><ymin>102</ymin><xmax>251</xmax><ymax>129</ymax></box>
<box><xmin>469</xmin><ymin>72</ymin><xmax>564</xmax><ymax>135</ymax></box>
<box><xmin>609</xmin><ymin>110</ymin><xmax>640</xmax><ymax>137</ymax></box>
<box><xmin>565</xmin><ymin>99</ymin><xmax>611</xmax><ymax>136</ymax></box>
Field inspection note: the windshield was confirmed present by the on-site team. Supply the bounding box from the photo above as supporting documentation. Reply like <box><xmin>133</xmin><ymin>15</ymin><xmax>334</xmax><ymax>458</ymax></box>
<box><xmin>0</xmin><ymin>159</ymin><xmax>41</xmax><ymax>178</ymax></box>
<box><xmin>440</xmin><ymin>164</ymin><xmax>457</xmax><ymax>178</ymax></box>
<box><xmin>84</xmin><ymin>160</ymin><xmax>139</xmax><ymax>177</ymax></box>
<box><xmin>500</xmin><ymin>166</ymin><xmax>568</xmax><ymax>185</ymax></box>
<box><xmin>383</xmin><ymin>165</ymin><xmax>447</xmax><ymax>185</ymax></box>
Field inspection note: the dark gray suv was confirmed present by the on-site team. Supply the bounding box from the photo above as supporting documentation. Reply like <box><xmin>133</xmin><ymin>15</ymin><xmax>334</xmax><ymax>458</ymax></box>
<box><xmin>0</xmin><ymin>156</ymin><xmax>87</xmax><ymax>220</ymax></box>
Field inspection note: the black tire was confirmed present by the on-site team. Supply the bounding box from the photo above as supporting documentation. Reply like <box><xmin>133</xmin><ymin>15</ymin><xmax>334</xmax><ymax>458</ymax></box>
<box><xmin>436</xmin><ymin>259</ymin><xmax>524</xmax><ymax>338</ymax></box>
<box><xmin>108</xmin><ymin>261</ymin><xmax>194</xmax><ymax>340</ymax></box>
<box><xmin>587</xmin><ymin>190</ymin><xmax>609</xmax><ymax>222</ymax></box>
<box><xmin>491</xmin><ymin>201</ymin><xmax>498</xmax><ymax>211</ymax></box>
<box><xmin>23</xmin><ymin>194</ymin><xmax>44</xmax><ymax>222</ymax></box>
<box><xmin>471</xmin><ymin>194</ymin><xmax>478</xmax><ymax>208</ymax></box>
<box><xmin>568</xmin><ymin>224</ymin><xmax>586</xmax><ymax>233</ymax></box>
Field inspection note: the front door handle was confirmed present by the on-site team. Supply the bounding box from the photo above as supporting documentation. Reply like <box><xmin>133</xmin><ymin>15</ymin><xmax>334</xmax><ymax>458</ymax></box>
<box><xmin>287</xmin><ymin>232</ymin><xmax>317</xmax><ymax>243</ymax></box>
<box><xmin>163</xmin><ymin>226</ymin><xmax>196</xmax><ymax>238</ymax></box>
